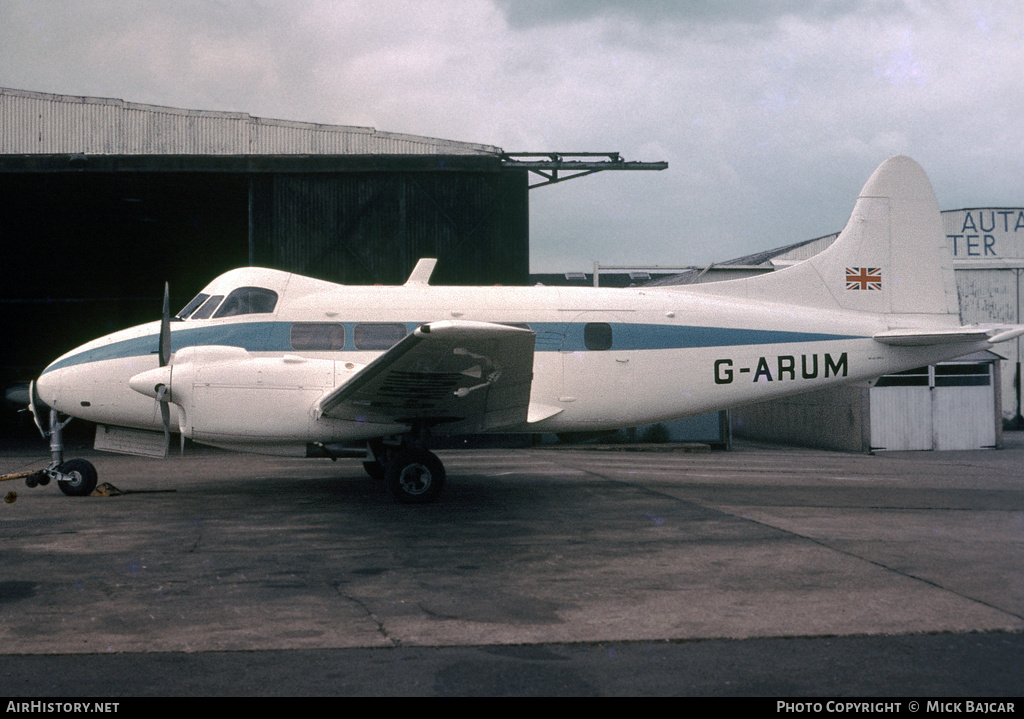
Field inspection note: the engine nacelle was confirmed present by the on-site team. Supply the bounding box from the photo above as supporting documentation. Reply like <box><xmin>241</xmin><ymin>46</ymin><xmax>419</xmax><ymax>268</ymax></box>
<box><xmin>131</xmin><ymin>346</ymin><xmax>337</xmax><ymax>447</ymax></box>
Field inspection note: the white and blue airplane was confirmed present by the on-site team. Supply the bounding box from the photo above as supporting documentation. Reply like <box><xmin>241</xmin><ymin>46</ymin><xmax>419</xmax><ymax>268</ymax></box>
<box><xmin>27</xmin><ymin>156</ymin><xmax>1024</xmax><ymax>502</ymax></box>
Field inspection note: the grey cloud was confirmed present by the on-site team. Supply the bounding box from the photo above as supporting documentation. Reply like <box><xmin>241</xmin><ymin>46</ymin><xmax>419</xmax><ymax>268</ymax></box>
<box><xmin>494</xmin><ymin>0</ymin><xmax>902</xmax><ymax>29</ymax></box>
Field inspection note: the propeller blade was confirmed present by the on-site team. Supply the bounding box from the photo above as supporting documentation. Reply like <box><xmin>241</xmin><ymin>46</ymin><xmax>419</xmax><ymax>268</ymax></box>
<box><xmin>28</xmin><ymin>380</ymin><xmax>49</xmax><ymax>438</ymax></box>
<box><xmin>159</xmin><ymin>282</ymin><xmax>171</xmax><ymax>367</ymax></box>
<box><xmin>156</xmin><ymin>384</ymin><xmax>171</xmax><ymax>455</ymax></box>
<box><xmin>161</xmin><ymin>397</ymin><xmax>171</xmax><ymax>448</ymax></box>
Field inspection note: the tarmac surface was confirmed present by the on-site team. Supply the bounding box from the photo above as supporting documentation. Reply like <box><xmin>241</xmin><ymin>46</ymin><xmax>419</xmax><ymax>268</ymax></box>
<box><xmin>1</xmin><ymin>435</ymin><xmax>1022</xmax><ymax>696</ymax></box>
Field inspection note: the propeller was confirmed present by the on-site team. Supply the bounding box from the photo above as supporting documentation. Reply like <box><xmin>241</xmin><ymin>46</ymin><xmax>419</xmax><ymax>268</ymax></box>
<box><xmin>130</xmin><ymin>284</ymin><xmax>189</xmax><ymax>458</ymax></box>
<box><xmin>159</xmin><ymin>282</ymin><xmax>171</xmax><ymax>367</ymax></box>
<box><xmin>156</xmin><ymin>282</ymin><xmax>175</xmax><ymax>456</ymax></box>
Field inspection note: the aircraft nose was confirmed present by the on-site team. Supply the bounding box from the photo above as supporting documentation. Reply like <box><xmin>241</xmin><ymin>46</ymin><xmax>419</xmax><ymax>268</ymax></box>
<box><xmin>34</xmin><ymin>368</ymin><xmax>61</xmax><ymax>409</ymax></box>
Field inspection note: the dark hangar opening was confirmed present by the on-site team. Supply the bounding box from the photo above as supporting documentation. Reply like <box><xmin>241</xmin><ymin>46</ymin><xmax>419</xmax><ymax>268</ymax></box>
<box><xmin>0</xmin><ymin>154</ymin><xmax>529</xmax><ymax>438</ymax></box>
<box><xmin>247</xmin><ymin>156</ymin><xmax>528</xmax><ymax>286</ymax></box>
<box><xmin>0</xmin><ymin>169</ymin><xmax>249</xmax><ymax>382</ymax></box>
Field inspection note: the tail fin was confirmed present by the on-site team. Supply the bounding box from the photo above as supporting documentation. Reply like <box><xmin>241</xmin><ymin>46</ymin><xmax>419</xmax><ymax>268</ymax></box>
<box><xmin>695</xmin><ymin>155</ymin><xmax>961</xmax><ymax>327</ymax></box>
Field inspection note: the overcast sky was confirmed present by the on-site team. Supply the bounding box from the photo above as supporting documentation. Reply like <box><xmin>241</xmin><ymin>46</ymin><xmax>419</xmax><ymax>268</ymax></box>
<box><xmin>2</xmin><ymin>1</ymin><xmax>1021</xmax><ymax>272</ymax></box>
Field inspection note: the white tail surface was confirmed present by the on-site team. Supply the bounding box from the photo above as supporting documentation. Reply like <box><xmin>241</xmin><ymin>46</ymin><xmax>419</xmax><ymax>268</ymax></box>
<box><xmin>693</xmin><ymin>156</ymin><xmax>961</xmax><ymax>328</ymax></box>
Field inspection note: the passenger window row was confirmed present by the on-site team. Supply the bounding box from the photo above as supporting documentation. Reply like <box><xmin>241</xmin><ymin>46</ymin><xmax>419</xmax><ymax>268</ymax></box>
<box><xmin>290</xmin><ymin>322</ymin><xmax>408</xmax><ymax>351</ymax></box>
<box><xmin>292</xmin><ymin>321</ymin><xmax>616</xmax><ymax>352</ymax></box>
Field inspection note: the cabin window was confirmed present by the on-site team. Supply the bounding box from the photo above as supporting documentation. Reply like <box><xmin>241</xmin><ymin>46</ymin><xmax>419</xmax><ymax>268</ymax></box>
<box><xmin>290</xmin><ymin>323</ymin><xmax>346</xmax><ymax>351</ymax></box>
<box><xmin>176</xmin><ymin>293</ymin><xmax>209</xmax><ymax>319</ymax></box>
<box><xmin>212</xmin><ymin>287</ymin><xmax>279</xmax><ymax>318</ymax></box>
<box><xmin>190</xmin><ymin>295</ymin><xmax>224</xmax><ymax>320</ymax></box>
<box><xmin>353</xmin><ymin>322</ymin><xmax>407</xmax><ymax>350</ymax></box>
<box><xmin>584</xmin><ymin>322</ymin><xmax>613</xmax><ymax>351</ymax></box>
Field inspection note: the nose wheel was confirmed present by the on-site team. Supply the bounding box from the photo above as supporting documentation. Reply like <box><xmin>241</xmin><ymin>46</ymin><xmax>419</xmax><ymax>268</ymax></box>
<box><xmin>54</xmin><ymin>459</ymin><xmax>98</xmax><ymax>497</ymax></box>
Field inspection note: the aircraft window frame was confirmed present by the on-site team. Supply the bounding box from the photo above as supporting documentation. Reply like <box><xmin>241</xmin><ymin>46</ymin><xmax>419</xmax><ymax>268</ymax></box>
<box><xmin>290</xmin><ymin>322</ymin><xmax>346</xmax><ymax>351</ymax></box>
<box><xmin>353</xmin><ymin>322</ymin><xmax>408</xmax><ymax>350</ymax></box>
<box><xmin>190</xmin><ymin>295</ymin><xmax>224</xmax><ymax>320</ymax></box>
<box><xmin>584</xmin><ymin>322</ymin><xmax>614</xmax><ymax>351</ymax></box>
<box><xmin>211</xmin><ymin>287</ymin><xmax>279</xmax><ymax>319</ymax></box>
<box><xmin>176</xmin><ymin>293</ymin><xmax>209</xmax><ymax>320</ymax></box>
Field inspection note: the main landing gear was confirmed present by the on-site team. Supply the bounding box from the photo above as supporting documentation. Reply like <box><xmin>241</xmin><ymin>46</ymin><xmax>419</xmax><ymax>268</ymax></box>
<box><xmin>364</xmin><ymin>436</ymin><xmax>446</xmax><ymax>504</ymax></box>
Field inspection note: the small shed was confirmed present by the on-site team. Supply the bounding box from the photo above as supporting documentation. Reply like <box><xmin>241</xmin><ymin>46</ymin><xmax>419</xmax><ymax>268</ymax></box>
<box><xmin>732</xmin><ymin>352</ymin><xmax>1003</xmax><ymax>452</ymax></box>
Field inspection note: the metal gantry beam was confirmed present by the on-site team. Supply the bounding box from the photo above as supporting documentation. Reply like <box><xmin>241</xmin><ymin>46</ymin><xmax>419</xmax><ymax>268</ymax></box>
<box><xmin>499</xmin><ymin>152</ymin><xmax>668</xmax><ymax>189</ymax></box>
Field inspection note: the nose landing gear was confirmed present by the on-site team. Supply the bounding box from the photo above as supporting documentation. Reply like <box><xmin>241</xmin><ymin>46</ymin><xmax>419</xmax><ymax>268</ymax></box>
<box><xmin>15</xmin><ymin>401</ymin><xmax>100</xmax><ymax>498</ymax></box>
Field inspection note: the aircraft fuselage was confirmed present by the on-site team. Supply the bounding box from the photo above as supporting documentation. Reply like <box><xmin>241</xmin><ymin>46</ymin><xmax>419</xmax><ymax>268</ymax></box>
<box><xmin>36</xmin><ymin>270</ymin><xmax>982</xmax><ymax>456</ymax></box>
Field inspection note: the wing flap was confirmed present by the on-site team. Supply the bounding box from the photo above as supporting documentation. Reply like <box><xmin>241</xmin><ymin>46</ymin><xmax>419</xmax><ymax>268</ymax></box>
<box><xmin>316</xmin><ymin>321</ymin><xmax>535</xmax><ymax>432</ymax></box>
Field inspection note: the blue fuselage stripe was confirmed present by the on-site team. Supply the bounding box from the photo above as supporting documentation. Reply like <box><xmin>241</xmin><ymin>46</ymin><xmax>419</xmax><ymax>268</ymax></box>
<box><xmin>41</xmin><ymin>320</ymin><xmax>863</xmax><ymax>375</ymax></box>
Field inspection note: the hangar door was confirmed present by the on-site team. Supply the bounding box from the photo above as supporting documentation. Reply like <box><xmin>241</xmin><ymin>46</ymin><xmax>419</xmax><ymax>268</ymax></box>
<box><xmin>869</xmin><ymin>359</ymin><xmax>997</xmax><ymax>451</ymax></box>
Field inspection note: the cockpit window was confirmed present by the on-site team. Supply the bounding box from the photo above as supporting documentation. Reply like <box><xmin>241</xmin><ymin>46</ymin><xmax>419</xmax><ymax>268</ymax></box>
<box><xmin>211</xmin><ymin>287</ymin><xmax>279</xmax><ymax>318</ymax></box>
<box><xmin>176</xmin><ymin>293</ymin><xmax>209</xmax><ymax>320</ymax></box>
<box><xmin>190</xmin><ymin>295</ymin><xmax>224</xmax><ymax>320</ymax></box>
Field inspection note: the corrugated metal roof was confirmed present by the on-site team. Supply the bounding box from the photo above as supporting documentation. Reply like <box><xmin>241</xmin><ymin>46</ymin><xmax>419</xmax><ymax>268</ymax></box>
<box><xmin>0</xmin><ymin>87</ymin><xmax>502</xmax><ymax>156</ymax></box>
<box><xmin>644</xmin><ymin>208</ymin><xmax>1024</xmax><ymax>287</ymax></box>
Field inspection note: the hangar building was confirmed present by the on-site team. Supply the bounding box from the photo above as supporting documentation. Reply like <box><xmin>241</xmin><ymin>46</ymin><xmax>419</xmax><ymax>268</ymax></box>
<box><xmin>0</xmin><ymin>87</ymin><xmax>664</xmax><ymax>435</ymax></box>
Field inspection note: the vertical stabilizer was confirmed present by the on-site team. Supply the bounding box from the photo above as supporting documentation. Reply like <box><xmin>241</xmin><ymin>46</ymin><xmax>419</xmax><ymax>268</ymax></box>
<box><xmin>692</xmin><ymin>156</ymin><xmax>961</xmax><ymax>326</ymax></box>
<box><xmin>811</xmin><ymin>155</ymin><xmax>959</xmax><ymax>318</ymax></box>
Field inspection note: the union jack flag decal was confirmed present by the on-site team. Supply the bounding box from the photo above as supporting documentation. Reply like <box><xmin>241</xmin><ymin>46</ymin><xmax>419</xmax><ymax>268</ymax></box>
<box><xmin>846</xmin><ymin>267</ymin><xmax>882</xmax><ymax>291</ymax></box>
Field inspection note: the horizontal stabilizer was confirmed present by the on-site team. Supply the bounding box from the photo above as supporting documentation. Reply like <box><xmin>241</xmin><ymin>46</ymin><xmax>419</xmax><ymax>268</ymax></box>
<box><xmin>987</xmin><ymin>327</ymin><xmax>1024</xmax><ymax>344</ymax></box>
<box><xmin>874</xmin><ymin>326</ymin><xmax>1024</xmax><ymax>347</ymax></box>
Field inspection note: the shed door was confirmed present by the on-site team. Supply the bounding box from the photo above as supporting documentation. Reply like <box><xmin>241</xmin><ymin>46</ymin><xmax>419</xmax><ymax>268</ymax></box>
<box><xmin>932</xmin><ymin>363</ymin><xmax>996</xmax><ymax>450</ymax></box>
<box><xmin>870</xmin><ymin>363</ymin><xmax>996</xmax><ymax>451</ymax></box>
<box><xmin>870</xmin><ymin>367</ymin><xmax>932</xmax><ymax>450</ymax></box>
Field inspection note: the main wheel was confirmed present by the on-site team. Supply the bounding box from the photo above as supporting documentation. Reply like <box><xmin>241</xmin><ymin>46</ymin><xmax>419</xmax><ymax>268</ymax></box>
<box><xmin>56</xmin><ymin>459</ymin><xmax>98</xmax><ymax>497</ymax></box>
<box><xmin>385</xmin><ymin>447</ymin><xmax>445</xmax><ymax>504</ymax></box>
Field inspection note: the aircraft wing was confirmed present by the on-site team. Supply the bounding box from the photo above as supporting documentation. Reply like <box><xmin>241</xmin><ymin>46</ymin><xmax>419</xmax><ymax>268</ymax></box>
<box><xmin>873</xmin><ymin>326</ymin><xmax>1024</xmax><ymax>347</ymax></box>
<box><xmin>315</xmin><ymin>320</ymin><xmax>535</xmax><ymax>432</ymax></box>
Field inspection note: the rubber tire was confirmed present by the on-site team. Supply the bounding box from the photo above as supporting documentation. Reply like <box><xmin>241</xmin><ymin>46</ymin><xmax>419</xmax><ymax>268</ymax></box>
<box><xmin>385</xmin><ymin>448</ymin><xmax>445</xmax><ymax>504</ymax></box>
<box><xmin>56</xmin><ymin>459</ymin><xmax>98</xmax><ymax>497</ymax></box>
